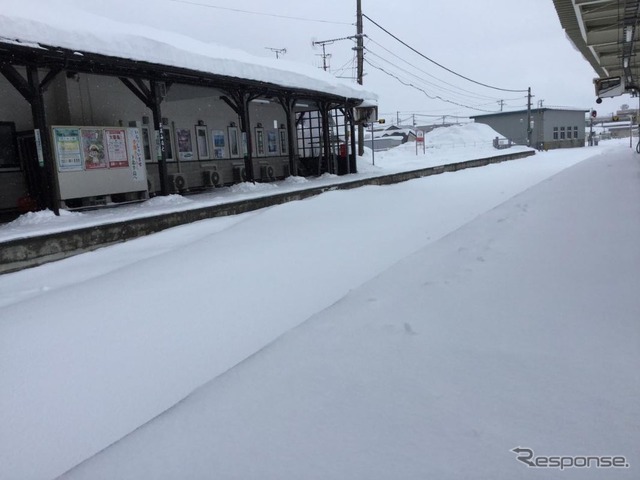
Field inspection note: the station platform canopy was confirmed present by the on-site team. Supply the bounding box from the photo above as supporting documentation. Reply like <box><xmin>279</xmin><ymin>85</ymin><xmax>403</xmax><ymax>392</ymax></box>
<box><xmin>553</xmin><ymin>0</ymin><xmax>640</xmax><ymax>91</ymax></box>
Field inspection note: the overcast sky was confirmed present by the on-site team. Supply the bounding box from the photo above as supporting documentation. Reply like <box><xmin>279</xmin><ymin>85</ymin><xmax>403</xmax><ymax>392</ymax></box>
<box><xmin>60</xmin><ymin>0</ymin><xmax>624</xmax><ymax>124</ymax></box>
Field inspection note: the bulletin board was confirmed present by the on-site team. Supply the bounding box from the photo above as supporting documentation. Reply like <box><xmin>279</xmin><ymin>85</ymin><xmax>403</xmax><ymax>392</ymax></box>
<box><xmin>52</xmin><ymin>126</ymin><xmax>148</xmax><ymax>201</ymax></box>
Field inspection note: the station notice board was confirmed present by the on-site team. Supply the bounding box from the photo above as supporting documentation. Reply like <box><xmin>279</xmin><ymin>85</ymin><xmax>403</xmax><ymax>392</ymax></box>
<box><xmin>52</xmin><ymin>126</ymin><xmax>147</xmax><ymax>201</ymax></box>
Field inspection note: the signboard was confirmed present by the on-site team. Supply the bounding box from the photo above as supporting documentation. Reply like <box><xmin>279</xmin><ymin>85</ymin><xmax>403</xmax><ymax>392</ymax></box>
<box><xmin>34</xmin><ymin>128</ymin><xmax>44</xmax><ymax>167</ymax></box>
<box><xmin>53</xmin><ymin>127</ymin><xmax>83</xmax><ymax>171</ymax></box>
<box><xmin>416</xmin><ymin>130</ymin><xmax>425</xmax><ymax>155</ymax></box>
<box><xmin>126</xmin><ymin>127</ymin><xmax>145</xmax><ymax>183</ymax></box>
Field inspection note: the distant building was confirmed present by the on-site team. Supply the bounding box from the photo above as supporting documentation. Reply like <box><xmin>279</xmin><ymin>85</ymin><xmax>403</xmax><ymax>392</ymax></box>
<box><xmin>471</xmin><ymin>108</ymin><xmax>588</xmax><ymax>150</ymax></box>
<box><xmin>364</xmin><ymin>125</ymin><xmax>416</xmax><ymax>151</ymax></box>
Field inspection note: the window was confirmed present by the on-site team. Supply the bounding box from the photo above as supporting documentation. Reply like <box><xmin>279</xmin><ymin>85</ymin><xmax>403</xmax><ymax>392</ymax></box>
<box><xmin>560</xmin><ymin>126</ymin><xmax>565</xmax><ymax>140</ymax></box>
<box><xmin>553</xmin><ymin>127</ymin><xmax>558</xmax><ymax>140</ymax></box>
<box><xmin>279</xmin><ymin>128</ymin><xmax>288</xmax><ymax>155</ymax></box>
<box><xmin>195</xmin><ymin>125</ymin><xmax>209</xmax><ymax>160</ymax></box>
<box><xmin>228</xmin><ymin>127</ymin><xmax>240</xmax><ymax>158</ymax></box>
<box><xmin>0</xmin><ymin>122</ymin><xmax>19</xmax><ymax>168</ymax></box>
<box><xmin>267</xmin><ymin>130</ymin><xmax>278</xmax><ymax>155</ymax></box>
<box><xmin>573</xmin><ymin>126</ymin><xmax>579</xmax><ymax>139</ymax></box>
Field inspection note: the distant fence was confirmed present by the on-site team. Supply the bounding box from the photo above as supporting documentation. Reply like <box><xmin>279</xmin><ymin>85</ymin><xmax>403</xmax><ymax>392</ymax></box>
<box><xmin>424</xmin><ymin>137</ymin><xmax>512</xmax><ymax>150</ymax></box>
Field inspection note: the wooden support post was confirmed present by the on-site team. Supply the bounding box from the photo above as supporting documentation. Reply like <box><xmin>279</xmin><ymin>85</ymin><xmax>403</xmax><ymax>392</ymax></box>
<box><xmin>222</xmin><ymin>89</ymin><xmax>260</xmax><ymax>182</ymax></box>
<box><xmin>278</xmin><ymin>94</ymin><xmax>298</xmax><ymax>177</ymax></box>
<box><xmin>149</xmin><ymin>80</ymin><xmax>170</xmax><ymax>195</ymax></box>
<box><xmin>349</xmin><ymin>111</ymin><xmax>357</xmax><ymax>173</ymax></box>
<box><xmin>319</xmin><ymin>102</ymin><xmax>332</xmax><ymax>174</ymax></box>
<box><xmin>239</xmin><ymin>94</ymin><xmax>255</xmax><ymax>182</ymax></box>
<box><xmin>27</xmin><ymin>66</ymin><xmax>59</xmax><ymax>214</ymax></box>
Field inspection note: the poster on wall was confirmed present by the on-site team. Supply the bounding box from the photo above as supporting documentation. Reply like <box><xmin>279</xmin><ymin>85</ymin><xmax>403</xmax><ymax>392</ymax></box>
<box><xmin>212</xmin><ymin>129</ymin><xmax>226</xmax><ymax>159</ymax></box>
<box><xmin>176</xmin><ymin>128</ymin><xmax>194</xmax><ymax>160</ymax></box>
<box><xmin>126</xmin><ymin>128</ymin><xmax>146</xmax><ymax>183</ymax></box>
<box><xmin>54</xmin><ymin>127</ymin><xmax>83</xmax><ymax>172</ymax></box>
<box><xmin>81</xmin><ymin>128</ymin><xmax>107</xmax><ymax>170</ymax></box>
<box><xmin>105</xmin><ymin>129</ymin><xmax>129</xmax><ymax>168</ymax></box>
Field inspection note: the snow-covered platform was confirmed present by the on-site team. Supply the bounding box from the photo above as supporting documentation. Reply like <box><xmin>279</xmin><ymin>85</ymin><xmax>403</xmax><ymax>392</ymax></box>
<box><xmin>57</xmin><ymin>141</ymin><xmax>640</xmax><ymax>480</ymax></box>
<box><xmin>1</xmin><ymin>140</ymin><xmax>637</xmax><ymax>480</ymax></box>
<box><xmin>0</xmin><ymin>149</ymin><xmax>533</xmax><ymax>274</ymax></box>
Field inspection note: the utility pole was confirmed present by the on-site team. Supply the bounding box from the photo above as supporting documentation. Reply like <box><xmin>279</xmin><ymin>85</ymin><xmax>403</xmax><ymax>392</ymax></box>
<box><xmin>320</xmin><ymin>44</ymin><xmax>330</xmax><ymax>71</ymax></box>
<box><xmin>526</xmin><ymin>87</ymin><xmax>532</xmax><ymax>147</ymax></box>
<box><xmin>313</xmin><ymin>36</ymin><xmax>357</xmax><ymax>71</ymax></box>
<box><xmin>356</xmin><ymin>0</ymin><xmax>365</xmax><ymax>156</ymax></box>
<box><xmin>498</xmin><ymin>99</ymin><xmax>504</xmax><ymax>111</ymax></box>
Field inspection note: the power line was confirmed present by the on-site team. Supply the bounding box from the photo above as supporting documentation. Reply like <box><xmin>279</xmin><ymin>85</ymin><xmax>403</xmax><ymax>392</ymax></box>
<box><xmin>366</xmin><ymin>37</ymin><xmax>505</xmax><ymax>102</ymax></box>
<box><xmin>168</xmin><ymin>0</ymin><xmax>354</xmax><ymax>25</ymax></box>
<box><xmin>363</xmin><ymin>13</ymin><xmax>528</xmax><ymax>93</ymax></box>
<box><xmin>365</xmin><ymin>58</ymin><xmax>501</xmax><ymax>113</ymax></box>
<box><xmin>365</xmin><ymin>47</ymin><xmax>519</xmax><ymax>105</ymax></box>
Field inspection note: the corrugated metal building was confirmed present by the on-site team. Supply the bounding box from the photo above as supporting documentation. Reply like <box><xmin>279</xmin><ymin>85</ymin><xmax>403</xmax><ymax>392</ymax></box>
<box><xmin>471</xmin><ymin>108</ymin><xmax>588</xmax><ymax>150</ymax></box>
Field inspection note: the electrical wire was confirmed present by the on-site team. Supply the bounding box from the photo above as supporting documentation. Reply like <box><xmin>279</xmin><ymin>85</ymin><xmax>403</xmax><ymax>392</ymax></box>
<box><xmin>364</xmin><ymin>46</ymin><xmax>523</xmax><ymax>105</ymax></box>
<box><xmin>365</xmin><ymin>58</ymin><xmax>501</xmax><ymax>113</ymax></box>
<box><xmin>363</xmin><ymin>13</ymin><xmax>528</xmax><ymax>93</ymax></box>
<box><xmin>168</xmin><ymin>0</ymin><xmax>354</xmax><ymax>25</ymax></box>
<box><xmin>366</xmin><ymin>37</ymin><xmax>519</xmax><ymax>102</ymax></box>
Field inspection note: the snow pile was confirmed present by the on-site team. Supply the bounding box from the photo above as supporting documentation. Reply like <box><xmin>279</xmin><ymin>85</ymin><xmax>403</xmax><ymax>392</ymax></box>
<box><xmin>317</xmin><ymin>172</ymin><xmax>339</xmax><ymax>180</ymax></box>
<box><xmin>5</xmin><ymin>209</ymin><xmax>84</xmax><ymax>228</ymax></box>
<box><xmin>0</xmin><ymin>4</ymin><xmax>375</xmax><ymax>103</ymax></box>
<box><xmin>282</xmin><ymin>176</ymin><xmax>310</xmax><ymax>185</ymax></box>
<box><xmin>425</xmin><ymin>122</ymin><xmax>504</xmax><ymax>149</ymax></box>
<box><xmin>140</xmin><ymin>195</ymin><xmax>194</xmax><ymax>208</ymax></box>
<box><xmin>368</xmin><ymin>123</ymin><xmax>531</xmax><ymax>172</ymax></box>
<box><xmin>229</xmin><ymin>181</ymin><xmax>278</xmax><ymax>194</ymax></box>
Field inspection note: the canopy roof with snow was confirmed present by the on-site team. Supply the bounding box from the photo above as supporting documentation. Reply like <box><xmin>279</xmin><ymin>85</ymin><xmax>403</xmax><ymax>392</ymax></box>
<box><xmin>0</xmin><ymin>4</ymin><xmax>376</xmax><ymax>104</ymax></box>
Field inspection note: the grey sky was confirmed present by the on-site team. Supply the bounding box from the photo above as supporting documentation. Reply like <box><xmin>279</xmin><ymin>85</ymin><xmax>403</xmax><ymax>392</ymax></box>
<box><xmin>60</xmin><ymin>0</ymin><xmax>623</xmax><ymax>121</ymax></box>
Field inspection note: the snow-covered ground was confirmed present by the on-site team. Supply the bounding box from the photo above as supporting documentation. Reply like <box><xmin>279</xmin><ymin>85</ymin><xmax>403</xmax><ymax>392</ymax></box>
<box><xmin>1</xmin><ymin>134</ymin><xmax>637</xmax><ymax>480</ymax></box>
<box><xmin>61</xmin><ymin>145</ymin><xmax>640</xmax><ymax>480</ymax></box>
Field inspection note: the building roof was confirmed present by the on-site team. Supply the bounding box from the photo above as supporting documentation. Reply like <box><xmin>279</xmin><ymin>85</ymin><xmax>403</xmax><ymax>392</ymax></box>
<box><xmin>470</xmin><ymin>108</ymin><xmax>589</xmax><ymax>119</ymax></box>
<box><xmin>0</xmin><ymin>4</ymin><xmax>376</xmax><ymax>104</ymax></box>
